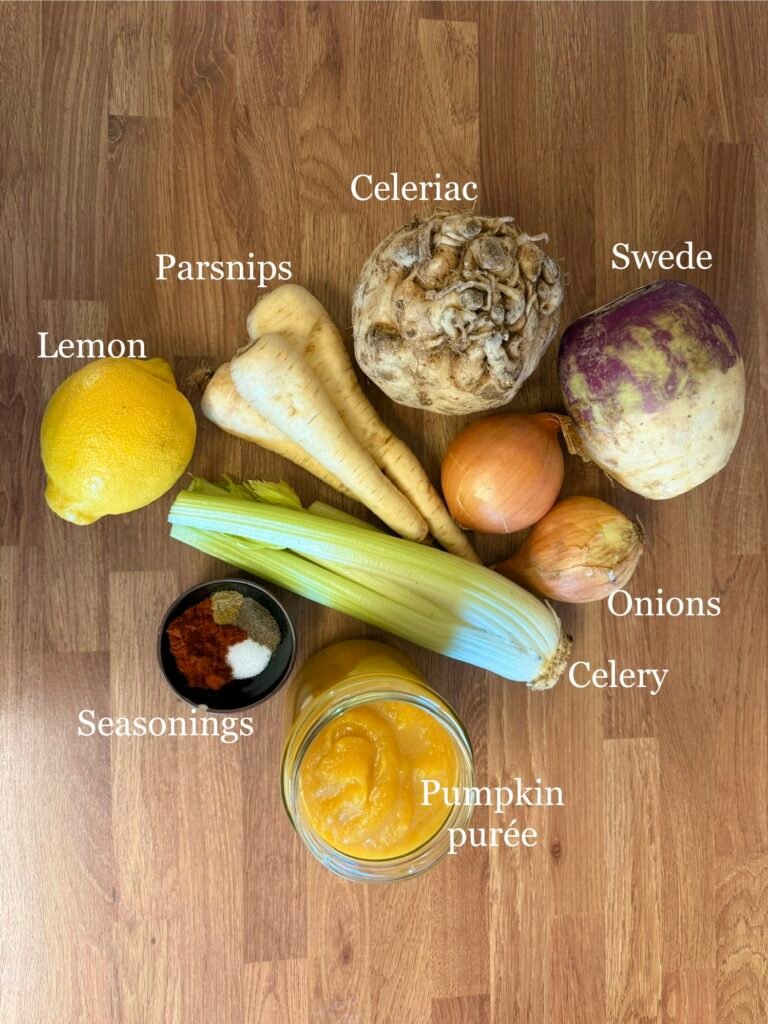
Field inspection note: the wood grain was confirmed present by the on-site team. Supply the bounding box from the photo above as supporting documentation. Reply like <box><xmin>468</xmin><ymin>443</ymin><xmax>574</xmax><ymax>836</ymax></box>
<box><xmin>1</xmin><ymin>2</ymin><xmax>767</xmax><ymax>1022</ymax></box>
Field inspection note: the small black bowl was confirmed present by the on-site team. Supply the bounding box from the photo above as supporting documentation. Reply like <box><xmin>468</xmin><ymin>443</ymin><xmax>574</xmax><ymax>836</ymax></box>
<box><xmin>157</xmin><ymin>578</ymin><xmax>296</xmax><ymax>713</ymax></box>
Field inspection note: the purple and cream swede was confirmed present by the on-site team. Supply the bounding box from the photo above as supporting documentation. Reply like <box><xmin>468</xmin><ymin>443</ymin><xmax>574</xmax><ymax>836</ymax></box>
<box><xmin>558</xmin><ymin>281</ymin><xmax>745</xmax><ymax>499</ymax></box>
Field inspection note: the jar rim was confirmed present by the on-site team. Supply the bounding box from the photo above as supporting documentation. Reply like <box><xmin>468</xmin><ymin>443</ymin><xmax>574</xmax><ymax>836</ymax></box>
<box><xmin>281</xmin><ymin>678</ymin><xmax>475</xmax><ymax>883</ymax></box>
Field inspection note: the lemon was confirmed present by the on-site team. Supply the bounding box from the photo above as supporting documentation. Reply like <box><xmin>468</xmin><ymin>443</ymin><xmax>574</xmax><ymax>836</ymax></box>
<box><xmin>41</xmin><ymin>358</ymin><xmax>197</xmax><ymax>525</ymax></box>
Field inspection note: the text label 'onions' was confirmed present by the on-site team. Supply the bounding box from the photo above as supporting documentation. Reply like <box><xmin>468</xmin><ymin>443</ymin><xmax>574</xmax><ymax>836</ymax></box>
<box><xmin>441</xmin><ymin>413</ymin><xmax>564</xmax><ymax>534</ymax></box>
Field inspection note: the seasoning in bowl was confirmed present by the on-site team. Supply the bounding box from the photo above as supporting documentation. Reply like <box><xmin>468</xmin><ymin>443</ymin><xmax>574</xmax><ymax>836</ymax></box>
<box><xmin>167</xmin><ymin>591</ymin><xmax>281</xmax><ymax>691</ymax></box>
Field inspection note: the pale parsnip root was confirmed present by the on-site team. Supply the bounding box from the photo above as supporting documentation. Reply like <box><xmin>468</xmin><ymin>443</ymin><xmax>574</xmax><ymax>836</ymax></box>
<box><xmin>229</xmin><ymin>334</ymin><xmax>428</xmax><ymax>542</ymax></box>
<box><xmin>200</xmin><ymin>364</ymin><xmax>353</xmax><ymax>496</ymax></box>
<box><xmin>247</xmin><ymin>284</ymin><xmax>479</xmax><ymax>562</ymax></box>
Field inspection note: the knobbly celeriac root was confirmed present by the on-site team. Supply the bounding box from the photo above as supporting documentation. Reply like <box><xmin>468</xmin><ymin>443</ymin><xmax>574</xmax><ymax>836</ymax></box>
<box><xmin>352</xmin><ymin>213</ymin><xmax>566</xmax><ymax>415</ymax></box>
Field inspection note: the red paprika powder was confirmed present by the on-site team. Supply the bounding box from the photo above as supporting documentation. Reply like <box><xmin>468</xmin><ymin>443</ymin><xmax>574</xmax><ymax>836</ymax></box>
<box><xmin>166</xmin><ymin>597</ymin><xmax>247</xmax><ymax>690</ymax></box>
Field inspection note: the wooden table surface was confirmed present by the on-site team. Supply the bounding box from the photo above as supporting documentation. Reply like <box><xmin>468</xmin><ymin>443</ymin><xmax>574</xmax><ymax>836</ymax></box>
<box><xmin>2</xmin><ymin>3</ymin><xmax>767</xmax><ymax>1022</ymax></box>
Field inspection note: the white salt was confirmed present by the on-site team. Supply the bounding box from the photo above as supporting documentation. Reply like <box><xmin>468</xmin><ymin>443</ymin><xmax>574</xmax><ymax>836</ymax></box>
<box><xmin>226</xmin><ymin>638</ymin><xmax>272</xmax><ymax>680</ymax></box>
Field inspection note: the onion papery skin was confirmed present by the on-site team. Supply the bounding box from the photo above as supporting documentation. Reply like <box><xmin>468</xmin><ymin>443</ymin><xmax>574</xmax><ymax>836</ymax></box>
<box><xmin>495</xmin><ymin>496</ymin><xmax>644</xmax><ymax>603</ymax></box>
<box><xmin>558</xmin><ymin>281</ymin><xmax>745</xmax><ymax>500</ymax></box>
<box><xmin>441</xmin><ymin>413</ymin><xmax>564</xmax><ymax>534</ymax></box>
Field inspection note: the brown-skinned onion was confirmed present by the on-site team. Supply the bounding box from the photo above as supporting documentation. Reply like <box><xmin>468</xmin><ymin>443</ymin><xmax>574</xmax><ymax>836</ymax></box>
<box><xmin>495</xmin><ymin>495</ymin><xmax>644</xmax><ymax>603</ymax></box>
<box><xmin>441</xmin><ymin>413</ymin><xmax>564</xmax><ymax>534</ymax></box>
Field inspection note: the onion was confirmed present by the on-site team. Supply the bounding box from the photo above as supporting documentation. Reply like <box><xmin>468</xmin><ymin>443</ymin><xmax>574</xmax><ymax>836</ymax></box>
<box><xmin>495</xmin><ymin>496</ymin><xmax>644</xmax><ymax>603</ymax></box>
<box><xmin>441</xmin><ymin>413</ymin><xmax>564</xmax><ymax>534</ymax></box>
<box><xmin>558</xmin><ymin>281</ymin><xmax>745</xmax><ymax>499</ymax></box>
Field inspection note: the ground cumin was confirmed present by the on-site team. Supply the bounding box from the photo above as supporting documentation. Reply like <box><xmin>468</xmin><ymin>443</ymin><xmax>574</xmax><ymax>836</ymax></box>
<box><xmin>167</xmin><ymin>597</ymin><xmax>247</xmax><ymax>690</ymax></box>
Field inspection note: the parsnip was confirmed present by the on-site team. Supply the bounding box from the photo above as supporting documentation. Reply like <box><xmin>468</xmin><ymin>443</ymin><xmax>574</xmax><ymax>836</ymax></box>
<box><xmin>246</xmin><ymin>284</ymin><xmax>479</xmax><ymax>562</ymax></box>
<box><xmin>201</xmin><ymin>364</ymin><xmax>353</xmax><ymax>495</ymax></box>
<box><xmin>229</xmin><ymin>334</ymin><xmax>428</xmax><ymax>542</ymax></box>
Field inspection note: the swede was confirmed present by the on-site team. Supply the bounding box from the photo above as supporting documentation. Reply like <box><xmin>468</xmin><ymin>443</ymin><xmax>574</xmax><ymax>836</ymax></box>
<box><xmin>558</xmin><ymin>281</ymin><xmax>745</xmax><ymax>499</ymax></box>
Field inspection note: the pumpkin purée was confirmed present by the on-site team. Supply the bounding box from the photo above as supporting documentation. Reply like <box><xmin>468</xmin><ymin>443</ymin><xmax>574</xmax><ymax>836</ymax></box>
<box><xmin>291</xmin><ymin>641</ymin><xmax>459</xmax><ymax>860</ymax></box>
<box><xmin>299</xmin><ymin>700</ymin><xmax>458</xmax><ymax>859</ymax></box>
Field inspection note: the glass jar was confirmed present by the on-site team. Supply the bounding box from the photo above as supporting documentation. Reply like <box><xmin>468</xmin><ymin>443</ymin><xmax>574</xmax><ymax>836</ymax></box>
<box><xmin>281</xmin><ymin>639</ymin><xmax>475</xmax><ymax>883</ymax></box>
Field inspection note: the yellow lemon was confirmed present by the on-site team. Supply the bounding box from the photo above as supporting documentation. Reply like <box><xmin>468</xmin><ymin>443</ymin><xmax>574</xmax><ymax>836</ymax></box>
<box><xmin>41</xmin><ymin>358</ymin><xmax>197</xmax><ymax>525</ymax></box>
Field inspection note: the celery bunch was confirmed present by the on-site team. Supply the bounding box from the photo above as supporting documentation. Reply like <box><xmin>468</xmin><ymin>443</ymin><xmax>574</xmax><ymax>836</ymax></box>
<box><xmin>168</xmin><ymin>479</ymin><xmax>571</xmax><ymax>689</ymax></box>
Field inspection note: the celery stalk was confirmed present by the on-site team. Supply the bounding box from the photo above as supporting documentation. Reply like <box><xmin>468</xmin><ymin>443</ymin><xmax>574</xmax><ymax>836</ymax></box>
<box><xmin>170</xmin><ymin>491</ymin><xmax>558</xmax><ymax>648</ymax></box>
<box><xmin>168</xmin><ymin>483</ymin><xmax>570</xmax><ymax>688</ymax></box>
<box><xmin>170</xmin><ymin>525</ymin><xmax>538</xmax><ymax>680</ymax></box>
